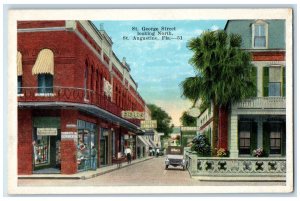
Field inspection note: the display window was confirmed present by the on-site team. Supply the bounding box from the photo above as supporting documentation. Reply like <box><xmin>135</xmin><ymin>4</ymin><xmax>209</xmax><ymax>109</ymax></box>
<box><xmin>32</xmin><ymin>127</ymin><xmax>61</xmax><ymax>170</ymax></box>
<box><xmin>77</xmin><ymin>120</ymin><xmax>97</xmax><ymax>171</ymax></box>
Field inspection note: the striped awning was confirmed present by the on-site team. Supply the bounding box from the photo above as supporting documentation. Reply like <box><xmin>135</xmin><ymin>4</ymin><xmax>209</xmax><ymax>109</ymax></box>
<box><xmin>17</xmin><ymin>51</ymin><xmax>22</xmax><ymax>76</ymax></box>
<box><xmin>32</xmin><ymin>49</ymin><xmax>54</xmax><ymax>75</ymax></box>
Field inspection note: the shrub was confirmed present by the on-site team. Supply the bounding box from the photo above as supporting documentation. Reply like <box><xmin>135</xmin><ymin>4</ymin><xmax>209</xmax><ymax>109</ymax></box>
<box><xmin>191</xmin><ymin>134</ymin><xmax>211</xmax><ymax>156</ymax></box>
<box><xmin>252</xmin><ymin>148</ymin><xmax>264</xmax><ymax>157</ymax></box>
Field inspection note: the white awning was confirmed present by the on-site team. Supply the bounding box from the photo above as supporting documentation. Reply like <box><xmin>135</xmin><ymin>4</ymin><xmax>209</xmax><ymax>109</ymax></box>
<box><xmin>32</xmin><ymin>49</ymin><xmax>54</xmax><ymax>75</ymax></box>
<box><xmin>137</xmin><ymin>136</ymin><xmax>150</xmax><ymax>147</ymax></box>
<box><xmin>17</xmin><ymin>51</ymin><xmax>22</xmax><ymax>76</ymax></box>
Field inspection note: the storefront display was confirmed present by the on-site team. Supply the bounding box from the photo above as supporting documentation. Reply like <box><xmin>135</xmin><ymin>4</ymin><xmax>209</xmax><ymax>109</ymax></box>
<box><xmin>32</xmin><ymin>117</ymin><xmax>61</xmax><ymax>172</ymax></box>
<box><xmin>77</xmin><ymin>120</ymin><xmax>97</xmax><ymax>171</ymax></box>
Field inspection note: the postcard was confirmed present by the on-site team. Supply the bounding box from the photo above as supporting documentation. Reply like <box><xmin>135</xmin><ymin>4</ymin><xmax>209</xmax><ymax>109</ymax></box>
<box><xmin>6</xmin><ymin>8</ymin><xmax>293</xmax><ymax>194</ymax></box>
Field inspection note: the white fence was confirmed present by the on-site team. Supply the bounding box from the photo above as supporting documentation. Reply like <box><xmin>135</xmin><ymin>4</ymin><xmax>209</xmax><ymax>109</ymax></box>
<box><xmin>185</xmin><ymin>151</ymin><xmax>286</xmax><ymax>180</ymax></box>
<box><xmin>233</xmin><ymin>97</ymin><xmax>286</xmax><ymax>109</ymax></box>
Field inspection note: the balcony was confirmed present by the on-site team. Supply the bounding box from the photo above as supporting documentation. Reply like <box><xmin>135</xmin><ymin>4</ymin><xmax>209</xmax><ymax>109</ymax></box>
<box><xmin>232</xmin><ymin>97</ymin><xmax>286</xmax><ymax>110</ymax></box>
<box><xmin>18</xmin><ymin>86</ymin><xmax>141</xmax><ymax>126</ymax></box>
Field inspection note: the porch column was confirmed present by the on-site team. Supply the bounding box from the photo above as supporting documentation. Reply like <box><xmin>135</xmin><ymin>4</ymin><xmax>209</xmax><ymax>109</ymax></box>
<box><xmin>257</xmin><ymin>120</ymin><xmax>263</xmax><ymax>148</ymax></box>
<box><xmin>229</xmin><ymin>114</ymin><xmax>239</xmax><ymax>158</ymax></box>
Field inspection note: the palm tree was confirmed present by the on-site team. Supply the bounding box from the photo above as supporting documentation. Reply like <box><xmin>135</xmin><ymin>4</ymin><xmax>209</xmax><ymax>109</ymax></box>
<box><xmin>180</xmin><ymin>30</ymin><xmax>256</xmax><ymax>154</ymax></box>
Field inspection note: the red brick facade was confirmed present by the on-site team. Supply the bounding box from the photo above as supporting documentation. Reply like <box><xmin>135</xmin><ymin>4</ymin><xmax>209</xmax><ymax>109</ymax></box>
<box><xmin>17</xmin><ymin>20</ymin><xmax>145</xmax><ymax>175</ymax></box>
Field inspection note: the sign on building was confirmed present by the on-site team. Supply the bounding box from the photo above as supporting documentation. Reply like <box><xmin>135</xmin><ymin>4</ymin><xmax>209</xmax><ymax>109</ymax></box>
<box><xmin>103</xmin><ymin>78</ymin><xmax>112</xmax><ymax>97</ymax></box>
<box><xmin>37</xmin><ymin>128</ymin><xmax>58</xmax><ymax>136</ymax></box>
<box><xmin>61</xmin><ymin>132</ymin><xmax>77</xmax><ymax>140</ymax></box>
<box><xmin>180</xmin><ymin>127</ymin><xmax>200</xmax><ymax>131</ymax></box>
<box><xmin>141</xmin><ymin>120</ymin><xmax>157</xmax><ymax>129</ymax></box>
<box><xmin>121</xmin><ymin>111</ymin><xmax>145</xmax><ymax>119</ymax></box>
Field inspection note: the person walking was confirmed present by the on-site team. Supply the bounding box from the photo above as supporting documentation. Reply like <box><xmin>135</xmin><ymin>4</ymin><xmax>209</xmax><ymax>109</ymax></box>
<box><xmin>156</xmin><ymin>148</ymin><xmax>160</xmax><ymax>157</ymax></box>
<box><xmin>91</xmin><ymin>146</ymin><xmax>97</xmax><ymax>170</ymax></box>
<box><xmin>124</xmin><ymin>146</ymin><xmax>132</xmax><ymax>164</ymax></box>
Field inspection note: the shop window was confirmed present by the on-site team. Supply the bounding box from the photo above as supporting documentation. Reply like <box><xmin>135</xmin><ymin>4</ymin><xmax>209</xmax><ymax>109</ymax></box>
<box><xmin>77</xmin><ymin>120</ymin><xmax>97</xmax><ymax>171</ymax></box>
<box><xmin>18</xmin><ymin>76</ymin><xmax>22</xmax><ymax>94</ymax></box>
<box><xmin>252</xmin><ymin>22</ymin><xmax>268</xmax><ymax>48</ymax></box>
<box><xmin>38</xmin><ymin>74</ymin><xmax>53</xmax><ymax>93</ymax></box>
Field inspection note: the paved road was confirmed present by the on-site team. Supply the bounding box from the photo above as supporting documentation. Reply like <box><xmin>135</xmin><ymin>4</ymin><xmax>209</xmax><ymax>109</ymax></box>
<box><xmin>18</xmin><ymin>157</ymin><xmax>285</xmax><ymax>186</ymax></box>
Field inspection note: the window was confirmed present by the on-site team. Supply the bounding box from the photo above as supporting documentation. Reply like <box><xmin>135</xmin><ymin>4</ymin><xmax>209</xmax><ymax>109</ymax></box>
<box><xmin>253</xmin><ymin>23</ymin><xmax>267</xmax><ymax>48</ymax></box>
<box><xmin>263</xmin><ymin>66</ymin><xmax>285</xmax><ymax>97</ymax></box>
<box><xmin>18</xmin><ymin>76</ymin><xmax>22</xmax><ymax>94</ymax></box>
<box><xmin>239</xmin><ymin>131</ymin><xmax>251</xmax><ymax>154</ymax></box>
<box><xmin>38</xmin><ymin>74</ymin><xmax>53</xmax><ymax>93</ymax></box>
<box><xmin>270</xmin><ymin>124</ymin><xmax>282</xmax><ymax>154</ymax></box>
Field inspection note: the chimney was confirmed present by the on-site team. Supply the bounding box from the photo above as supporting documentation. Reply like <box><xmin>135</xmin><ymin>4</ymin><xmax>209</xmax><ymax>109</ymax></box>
<box><xmin>99</xmin><ymin>23</ymin><xmax>104</xmax><ymax>31</ymax></box>
<box><xmin>122</xmin><ymin>57</ymin><xmax>126</xmax><ymax>66</ymax></box>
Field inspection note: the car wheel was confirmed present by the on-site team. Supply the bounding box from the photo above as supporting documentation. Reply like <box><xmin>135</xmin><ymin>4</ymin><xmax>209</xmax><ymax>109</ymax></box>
<box><xmin>165</xmin><ymin>165</ymin><xmax>168</xmax><ymax>169</ymax></box>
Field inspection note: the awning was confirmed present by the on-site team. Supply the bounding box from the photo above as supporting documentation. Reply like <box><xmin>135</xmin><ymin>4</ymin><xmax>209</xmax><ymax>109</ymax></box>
<box><xmin>32</xmin><ymin>49</ymin><xmax>54</xmax><ymax>75</ymax></box>
<box><xmin>137</xmin><ymin>136</ymin><xmax>150</xmax><ymax>147</ymax></box>
<box><xmin>17</xmin><ymin>51</ymin><xmax>22</xmax><ymax>76</ymax></box>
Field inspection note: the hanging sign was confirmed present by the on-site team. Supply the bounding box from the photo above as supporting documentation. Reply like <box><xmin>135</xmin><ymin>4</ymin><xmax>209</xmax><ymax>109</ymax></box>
<box><xmin>121</xmin><ymin>111</ymin><xmax>145</xmax><ymax>119</ymax></box>
<box><xmin>141</xmin><ymin>120</ymin><xmax>157</xmax><ymax>129</ymax></box>
<box><xmin>103</xmin><ymin>78</ymin><xmax>113</xmax><ymax>97</ymax></box>
<box><xmin>37</xmin><ymin>128</ymin><xmax>58</xmax><ymax>136</ymax></box>
<box><xmin>181</xmin><ymin>127</ymin><xmax>200</xmax><ymax>131</ymax></box>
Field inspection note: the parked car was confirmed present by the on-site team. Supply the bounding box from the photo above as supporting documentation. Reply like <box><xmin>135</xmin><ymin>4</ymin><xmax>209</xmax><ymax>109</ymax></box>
<box><xmin>164</xmin><ymin>146</ymin><xmax>186</xmax><ymax>170</ymax></box>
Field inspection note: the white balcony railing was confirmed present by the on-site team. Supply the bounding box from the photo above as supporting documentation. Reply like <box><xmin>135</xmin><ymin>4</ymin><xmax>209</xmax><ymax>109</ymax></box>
<box><xmin>185</xmin><ymin>152</ymin><xmax>286</xmax><ymax>180</ymax></box>
<box><xmin>233</xmin><ymin>97</ymin><xmax>286</xmax><ymax>109</ymax></box>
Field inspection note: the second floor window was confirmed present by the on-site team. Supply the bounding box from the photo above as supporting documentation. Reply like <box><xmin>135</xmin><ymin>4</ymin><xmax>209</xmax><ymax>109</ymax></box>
<box><xmin>263</xmin><ymin>66</ymin><xmax>285</xmax><ymax>97</ymax></box>
<box><xmin>18</xmin><ymin>76</ymin><xmax>22</xmax><ymax>94</ymax></box>
<box><xmin>253</xmin><ymin>24</ymin><xmax>267</xmax><ymax>48</ymax></box>
<box><xmin>38</xmin><ymin>74</ymin><xmax>53</xmax><ymax>93</ymax></box>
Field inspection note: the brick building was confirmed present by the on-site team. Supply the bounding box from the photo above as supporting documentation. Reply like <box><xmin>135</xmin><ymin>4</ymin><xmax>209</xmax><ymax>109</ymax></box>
<box><xmin>17</xmin><ymin>20</ymin><xmax>146</xmax><ymax>174</ymax></box>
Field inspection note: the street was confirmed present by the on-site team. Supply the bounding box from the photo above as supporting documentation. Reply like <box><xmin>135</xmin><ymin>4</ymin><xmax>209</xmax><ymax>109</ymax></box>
<box><xmin>18</xmin><ymin>157</ymin><xmax>285</xmax><ymax>186</ymax></box>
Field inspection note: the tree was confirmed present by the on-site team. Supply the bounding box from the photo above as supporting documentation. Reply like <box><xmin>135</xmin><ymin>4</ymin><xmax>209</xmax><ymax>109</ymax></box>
<box><xmin>180</xmin><ymin>30</ymin><xmax>256</xmax><ymax>152</ymax></box>
<box><xmin>180</xmin><ymin>111</ymin><xmax>197</xmax><ymax>127</ymax></box>
<box><xmin>147</xmin><ymin>104</ymin><xmax>173</xmax><ymax>139</ymax></box>
<box><xmin>180</xmin><ymin>111</ymin><xmax>197</xmax><ymax>147</ymax></box>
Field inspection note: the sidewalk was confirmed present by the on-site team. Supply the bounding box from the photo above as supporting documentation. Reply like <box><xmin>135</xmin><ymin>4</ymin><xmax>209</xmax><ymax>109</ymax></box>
<box><xmin>18</xmin><ymin>156</ymin><xmax>154</xmax><ymax>180</ymax></box>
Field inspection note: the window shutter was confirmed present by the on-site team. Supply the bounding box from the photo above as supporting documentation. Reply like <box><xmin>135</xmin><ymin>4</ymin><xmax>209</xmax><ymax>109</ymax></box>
<box><xmin>252</xmin><ymin>67</ymin><xmax>257</xmax><ymax>96</ymax></box>
<box><xmin>281</xmin><ymin>122</ymin><xmax>286</xmax><ymax>156</ymax></box>
<box><xmin>282</xmin><ymin>67</ymin><xmax>286</xmax><ymax>97</ymax></box>
<box><xmin>250</xmin><ymin>121</ymin><xmax>257</xmax><ymax>154</ymax></box>
<box><xmin>263</xmin><ymin>122</ymin><xmax>270</xmax><ymax>156</ymax></box>
<box><xmin>45</xmin><ymin>74</ymin><xmax>53</xmax><ymax>93</ymax></box>
<box><xmin>263</xmin><ymin>67</ymin><xmax>269</xmax><ymax>97</ymax></box>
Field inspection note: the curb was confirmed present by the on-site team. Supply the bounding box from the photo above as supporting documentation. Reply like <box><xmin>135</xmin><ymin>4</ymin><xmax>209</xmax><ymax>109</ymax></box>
<box><xmin>18</xmin><ymin>157</ymin><xmax>154</xmax><ymax>180</ymax></box>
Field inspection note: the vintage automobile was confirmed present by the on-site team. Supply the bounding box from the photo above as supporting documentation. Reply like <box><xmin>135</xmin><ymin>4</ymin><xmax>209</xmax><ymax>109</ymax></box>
<box><xmin>164</xmin><ymin>146</ymin><xmax>186</xmax><ymax>170</ymax></box>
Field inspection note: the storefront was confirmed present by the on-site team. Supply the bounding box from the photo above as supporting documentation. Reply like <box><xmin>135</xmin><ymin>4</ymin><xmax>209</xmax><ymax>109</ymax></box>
<box><xmin>32</xmin><ymin>117</ymin><xmax>61</xmax><ymax>173</ymax></box>
<box><xmin>76</xmin><ymin>120</ymin><xmax>97</xmax><ymax>172</ymax></box>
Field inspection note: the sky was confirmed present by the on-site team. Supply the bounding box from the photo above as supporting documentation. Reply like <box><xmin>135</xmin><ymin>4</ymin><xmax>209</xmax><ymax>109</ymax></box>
<box><xmin>92</xmin><ymin>20</ymin><xmax>227</xmax><ymax>126</ymax></box>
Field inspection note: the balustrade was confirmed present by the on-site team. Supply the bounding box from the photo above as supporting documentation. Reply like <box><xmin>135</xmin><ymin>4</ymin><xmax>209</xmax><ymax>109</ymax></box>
<box><xmin>185</xmin><ymin>152</ymin><xmax>286</xmax><ymax>178</ymax></box>
<box><xmin>233</xmin><ymin>97</ymin><xmax>286</xmax><ymax>109</ymax></box>
<box><xmin>18</xmin><ymin>86</ymin><xmax>141</xmax><ymax>126</ymax></box>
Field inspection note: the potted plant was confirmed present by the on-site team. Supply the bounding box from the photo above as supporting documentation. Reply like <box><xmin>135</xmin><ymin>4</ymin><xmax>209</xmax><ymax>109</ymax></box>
<box><xmin>216</xmin><ymin>148</ymin><xmax>229</xmax><ymax>157</ymax></box>
<box><xmin>252</xmin><ymin>148</ymin><xmax>264</xmax><ymax>157</ymax></box>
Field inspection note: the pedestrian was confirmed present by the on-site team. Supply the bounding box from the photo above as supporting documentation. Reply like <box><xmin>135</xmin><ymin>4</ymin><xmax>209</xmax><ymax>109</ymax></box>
<box><xmin>91</xmin><ymin>146</ymin><xmax>97</xmax><ymax>170</ymax></box>
<box><xmin>124</xmin><ymin>146</ymin><xmax>132</xmax><ymax>164</ymax></box>
<box><xmin>156</xmin><ymin>148</ymin><xmax>160</xmax><ymax>157</ymax></box>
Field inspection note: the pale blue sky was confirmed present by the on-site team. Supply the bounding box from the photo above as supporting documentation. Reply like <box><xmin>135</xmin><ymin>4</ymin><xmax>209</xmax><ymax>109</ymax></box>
<box><xmin>93</xmin><ymin>20</ymin><xmax>227</xmax><ymax>125</ymax></box>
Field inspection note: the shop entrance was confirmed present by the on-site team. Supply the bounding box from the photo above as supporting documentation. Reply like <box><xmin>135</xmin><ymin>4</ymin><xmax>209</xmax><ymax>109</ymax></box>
<box><xmin>32</xmin><ymin>128</ymin><xmax>61</xmax><ymax>174</ymax></box>
<box><xmin>100</xmin><ymin>137</ymin><xmax>108</xmax><ymax>165</ymax></box>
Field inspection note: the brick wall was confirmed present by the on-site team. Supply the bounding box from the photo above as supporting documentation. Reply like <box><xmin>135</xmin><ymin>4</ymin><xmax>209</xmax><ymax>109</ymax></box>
<box><xmin>18</xmin><ymin>109</ymin><xmax>33</xmax><ymax>174</ymax></box>
<box><xmin>60</xmin><ymin>109</ymin><xmax>78</xmax><ymax>174</ymax></box>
